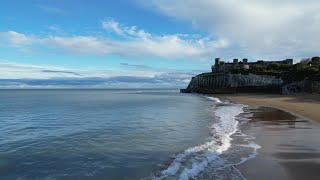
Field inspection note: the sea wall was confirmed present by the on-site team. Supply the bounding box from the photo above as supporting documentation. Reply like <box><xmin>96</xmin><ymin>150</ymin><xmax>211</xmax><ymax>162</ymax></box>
<box><xmin>282</xmin><ymin>80</ymin><xmax>320</xmax><ymax>94</ymax></box>
<box><xmin>181</xmin><ymin>73</ymin><xmax>283</xmax><ymax>94</ymax></box>
<box><xmin>312</xmin><ymin>81</ymin><xmax>320</xmax><ymax>93</ymax></box>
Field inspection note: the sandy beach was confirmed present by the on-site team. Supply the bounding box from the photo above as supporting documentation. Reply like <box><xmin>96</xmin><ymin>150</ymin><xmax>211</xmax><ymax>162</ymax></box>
<box><xmin>236</xmin><ymin>106</ymin><xmax>320</xmax><ymax>180</ymax></box>
<box><xmin>211</xmin><ymin>94</ymin><xmax>320</xmax><ymax>180</ymax></box>
<box><xmin>218</xmin><ymin>93</ymin><xmax>320</xmax><ymax>123</ymax></box>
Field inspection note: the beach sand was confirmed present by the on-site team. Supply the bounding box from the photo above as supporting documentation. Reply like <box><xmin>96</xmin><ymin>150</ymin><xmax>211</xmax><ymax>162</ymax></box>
<box><xmin>236</xmin><ymin>106</ymin><xmax>320</xmax><ymax>180</ymax></box>
<box><xmin>219</xmin><ymin>93</ymin><xmax>320</xmax><ymax>122</ymax></box>
<box><xmin>211</xmin><ymin>94</ymin><xmax>320</xmax><ymax>180</ymax></box>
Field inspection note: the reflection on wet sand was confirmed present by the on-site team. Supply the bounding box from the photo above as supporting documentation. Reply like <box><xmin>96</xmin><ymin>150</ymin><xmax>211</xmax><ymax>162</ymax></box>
<box><xmin>237</xmin><ymin>106</ymin><xmax>320</xmax><ymax>180</ymax></box>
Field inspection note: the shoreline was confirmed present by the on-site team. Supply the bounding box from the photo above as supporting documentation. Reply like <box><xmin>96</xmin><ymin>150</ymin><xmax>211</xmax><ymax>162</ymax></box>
<box><xmin>234</xmin><ymin>106</ymin><xmax>320</xmax><ymax>180</ymax></box>
<box><xmin>215</xmin><ymin>93</ymin><xmax>320</xmax><ymax>124</ymax></box>
<box><xmin>208</xmin><ymin>94</ymin><xmax>320</xmax><ymax>179</ymax></box>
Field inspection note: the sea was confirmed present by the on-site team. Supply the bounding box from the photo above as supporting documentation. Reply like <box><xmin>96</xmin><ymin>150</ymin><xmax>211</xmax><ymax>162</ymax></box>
<box><xmin>0</xmin><ymin>89</ymin><xmax>259</xmax><ymax>180</ymax></box>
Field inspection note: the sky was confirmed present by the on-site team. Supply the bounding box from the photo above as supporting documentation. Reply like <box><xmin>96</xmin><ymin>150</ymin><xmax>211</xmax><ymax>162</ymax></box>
<box><xmin>0</xmin><ymin>0</ymin><xmax>319</xmax><ymax>88</ymax></box>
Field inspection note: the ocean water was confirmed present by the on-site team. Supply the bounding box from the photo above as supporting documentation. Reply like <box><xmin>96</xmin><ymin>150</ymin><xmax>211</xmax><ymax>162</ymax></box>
<box><xmin>0</xmin><ymin>89</ymin><xmax>258</xmax><ymax>179</ymax></box>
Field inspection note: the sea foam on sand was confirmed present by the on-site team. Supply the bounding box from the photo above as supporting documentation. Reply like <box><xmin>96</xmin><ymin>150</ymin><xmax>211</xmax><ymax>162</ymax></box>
<box><xmin>154</xmin><ymin>97</ymin><xmax>255</xmax><ymax>180</ymax></box>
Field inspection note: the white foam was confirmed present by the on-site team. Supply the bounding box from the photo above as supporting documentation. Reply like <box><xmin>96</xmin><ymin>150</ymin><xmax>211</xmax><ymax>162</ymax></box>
<box><xmin>214</xmin><ymin>141</ymin><xmax>261</xmax><ymax>172</ymax></box>
<box><xmin>179</xmin><ymin>152</ymin><xmax>219</xmax><ymax>180</ymax></box>
<box><xmin>213</xmin><ymin>104</ymin><xmax>246</xmax><ymax>151</ymax></box>
<box><xmin>238</xmin><ymin>142</ymin><xmax>261</xmax><ymax>164</ymax></box>
<box><xmin>205</xmin><ymin>96</ymin><xmax>222</xmax><ymax>103</ymax></box>
<box><xmin>160</xmin><ymin>140</ymin><xmax>217</xmax><ymax>177</ymax></box>
<box><xmin>155</xmin><ymin>102</ymin><xmax>246</xmax><ymax>180</ymax></box>
<box><xmin>176</xmin><ymin>104</ymin><xmax>245</xmax><ymax>180</ymax></box>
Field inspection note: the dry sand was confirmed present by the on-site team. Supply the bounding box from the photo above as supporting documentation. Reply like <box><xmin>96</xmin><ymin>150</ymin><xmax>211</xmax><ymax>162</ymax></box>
<box><xmin>218</xmin><ymin>93</ymin><xmax>320</xmax><ymax>123</ymax></box>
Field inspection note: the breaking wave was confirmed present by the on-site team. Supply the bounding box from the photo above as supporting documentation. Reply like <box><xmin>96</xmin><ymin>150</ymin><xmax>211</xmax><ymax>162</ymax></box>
<box><xmin>152</xmin><ymin>96</ymin><xmax>260</xmax><ymax>180</ymax></box>
<box><xmin>204</xmin><ymin>96</ymin><xmax>222</xmax><ymax>103</ymax></box>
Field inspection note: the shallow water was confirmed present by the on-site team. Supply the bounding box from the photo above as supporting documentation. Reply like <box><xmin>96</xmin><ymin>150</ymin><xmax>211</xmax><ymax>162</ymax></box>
<box><xmin>0</xmin><ymin>89</ymin><xmax>257</xmax><ymax>179</ymax></box>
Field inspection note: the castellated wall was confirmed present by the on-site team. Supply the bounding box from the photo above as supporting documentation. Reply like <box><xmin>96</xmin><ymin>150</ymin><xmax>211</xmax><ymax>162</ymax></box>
<box><xmin>183</xmin><ymin>73</ymin><xmax>283</xmax><ymax>94</ymax></box>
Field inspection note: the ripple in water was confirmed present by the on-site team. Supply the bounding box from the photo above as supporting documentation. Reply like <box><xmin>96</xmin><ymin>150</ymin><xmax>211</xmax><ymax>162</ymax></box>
<box><xmin>152</xmin><ymin>97</ymin><xmax>260</xmax><ymax>180</ymax></box>
<box><xmin>0</xmin><ymin>90</ymin><xmax>260</xmax><ymax>179</ymax></box>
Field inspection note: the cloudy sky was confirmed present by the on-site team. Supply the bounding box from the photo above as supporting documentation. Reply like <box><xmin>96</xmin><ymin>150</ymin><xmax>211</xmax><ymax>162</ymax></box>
<box><xmin>0</xmin><ymin>0</ymin><xmax>319</xmax><ymax>88</ymax></box>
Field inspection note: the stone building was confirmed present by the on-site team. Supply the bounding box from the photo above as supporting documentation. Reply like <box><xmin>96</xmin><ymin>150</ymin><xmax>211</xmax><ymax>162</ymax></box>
<box><xmin>212</xmin><ymin>58</ymin><xmax>293</xmax><ymax>73</ymax></box>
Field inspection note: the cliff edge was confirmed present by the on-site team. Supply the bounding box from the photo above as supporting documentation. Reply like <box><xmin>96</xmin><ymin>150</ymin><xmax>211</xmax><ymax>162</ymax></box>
<box><xmin>181</xmin><ymin>57</ymin><xmax>320</xmax><ymax>94</ymax></box>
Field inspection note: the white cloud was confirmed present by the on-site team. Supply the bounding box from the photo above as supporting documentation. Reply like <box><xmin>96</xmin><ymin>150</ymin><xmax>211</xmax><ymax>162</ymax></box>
<box><xmin>0</xmin><ymin>61</ymin><xmax>199</xmax><ymax>88</ymax></box>
<box><xmin>0</xmin><ymin>20</ymin><xmax>229</xmax><ymax>60</ymax></box>
<box><xmin>102</xmin><ymin>19</ymin><xmax>129</xmax><ymax>37</ymax></box>
<box><xmin>0</xmin><ymin>62</ymin><xmax>81</xmax><ymax>79</ymax></box>
<box><xmin>47</xmin><ymin>36</ymin><xmax>113</xmax><ymax>55</ymax></box>
<box><xmin>102</xmin><ymin>19</ymin><xmax>152</xmax><ymax>40</ymax></box>
<box><xmin>0</xmin><ymin>31</ymin><xmax>36</xmax><ymax>46</ymax></box>
<box><xmin>147</xmin><ymin>0</ymin><xmax>320</xmax><ymax>59</ymax></box>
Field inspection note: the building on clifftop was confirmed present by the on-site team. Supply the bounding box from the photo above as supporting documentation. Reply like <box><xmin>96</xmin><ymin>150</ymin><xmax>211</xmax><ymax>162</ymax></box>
<box><xmin>212</xmin><ymin>58</ymin><xmax>293</xmax><ymax>73</ymax></box>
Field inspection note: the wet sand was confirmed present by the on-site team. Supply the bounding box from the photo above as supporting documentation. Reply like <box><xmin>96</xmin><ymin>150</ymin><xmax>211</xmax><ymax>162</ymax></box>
<box><xmin>235</xmin><ymin>106</ymin><xmax>320</xmax><ymax>180</ymax></box>
<box><xmin>218</xmin><ymin>93</ymin><xmax>320</xmax><ymax>123</ymax></box>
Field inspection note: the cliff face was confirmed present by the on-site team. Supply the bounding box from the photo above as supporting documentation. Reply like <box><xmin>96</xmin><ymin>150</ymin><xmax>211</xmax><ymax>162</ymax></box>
<box><xmin>282</xmin><ymin>80</ymin><xmax>320</xmax><ymax>94</ymax></box>
<box><xmin>181</xmin><ymin>73</ymin><xmax>283</xmax><ymax>94</ymax></box>
<box><xmin>228</xmin><ymin>74</ymin><xmax>283</xmax><ymax>87</ymax></box>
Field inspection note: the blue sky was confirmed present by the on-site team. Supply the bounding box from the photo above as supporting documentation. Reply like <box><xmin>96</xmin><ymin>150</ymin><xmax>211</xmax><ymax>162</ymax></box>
<box><xmin>1</xmin><ymin>0</ymin><xmax>319</xmax><ymax>88</ymax></box>
<box><xmin>0</xmin><ymin>0</ymin><xmax>205</xmax><ymax>69</ymax></box>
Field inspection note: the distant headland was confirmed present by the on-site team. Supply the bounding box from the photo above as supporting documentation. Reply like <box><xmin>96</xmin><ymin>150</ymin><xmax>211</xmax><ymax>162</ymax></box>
<box><xmin>181</xmin><ymin>57</ymin><xmax>320</xmax><ymax>94</ymax></box>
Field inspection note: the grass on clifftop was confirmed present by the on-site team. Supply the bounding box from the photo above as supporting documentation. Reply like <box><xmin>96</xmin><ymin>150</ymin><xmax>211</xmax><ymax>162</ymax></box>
<box><xmin>232</xmin><ymin>57</ymin><xmax>320</xmax><ymax>83</ymax></box>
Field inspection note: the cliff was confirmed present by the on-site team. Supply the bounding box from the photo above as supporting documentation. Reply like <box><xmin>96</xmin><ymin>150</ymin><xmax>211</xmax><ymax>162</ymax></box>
<box><xmin>181</xmin><ymin>56</ymin><xmax>320</xmax><ymax>94</ymax></box>
<box><xmin>181</xmin><ymin>73</ymin><xmax>284</xmax><ymax>94</ymax></box>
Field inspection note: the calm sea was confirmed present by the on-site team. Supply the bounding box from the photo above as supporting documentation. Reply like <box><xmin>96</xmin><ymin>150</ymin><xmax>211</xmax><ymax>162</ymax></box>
<box><xmin>0</xmin><ymin>89</ymin><xmax>258</xmax><ymax>179</ymax></box>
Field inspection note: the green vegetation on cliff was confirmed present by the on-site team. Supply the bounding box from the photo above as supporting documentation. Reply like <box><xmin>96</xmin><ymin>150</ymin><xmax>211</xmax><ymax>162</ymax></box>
<box><xmin>232</xmin><ymin>57</ymin><xmax>320</xmax><ymax>83</ymax></box>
